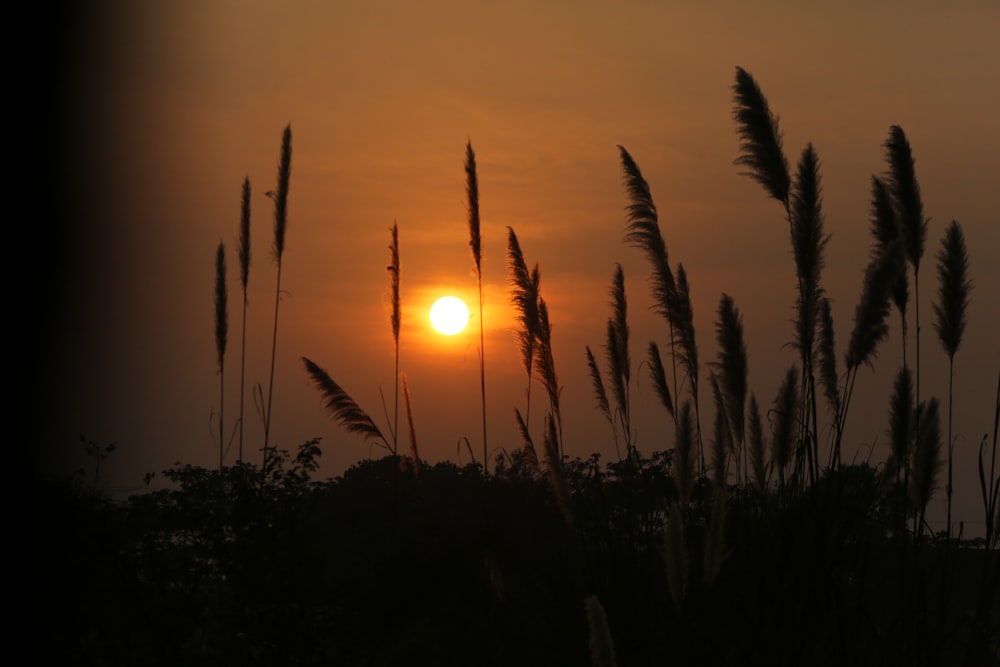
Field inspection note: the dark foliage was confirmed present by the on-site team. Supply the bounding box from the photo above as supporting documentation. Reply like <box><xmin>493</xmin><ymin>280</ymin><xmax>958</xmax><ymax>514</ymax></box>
<box><xmin>40</xmin><ymin>438</ymin><xmax>997</xmax><ymax>666</ymax></box>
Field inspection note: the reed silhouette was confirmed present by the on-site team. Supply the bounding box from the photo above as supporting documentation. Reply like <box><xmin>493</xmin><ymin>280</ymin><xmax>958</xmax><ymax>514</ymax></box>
<box><xmin>213</xmin><ymin>241</ymin><xmax>227</xmax><ymax>471</ymax></box>
<box><xmin>237</xmin><ymin>176</ymin><xmax>251</xmax><ymax>463</ymax></box>
<box><xmin>466</xmin><ymin>141</ymin><xmax>488</xmax><ymax>473</ymax></box>
<box><xmin>262</xmin><ymin>124</ymin><xmax>292</xmax><ymax>470</ymax></box>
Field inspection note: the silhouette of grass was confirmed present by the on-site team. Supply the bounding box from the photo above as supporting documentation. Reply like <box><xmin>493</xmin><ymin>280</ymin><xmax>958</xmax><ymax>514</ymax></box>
<box><xmin>135</xmin><ymin>68</ymin><xmax>999</xmax><ymax>666</ymax></box>
<box><xmin>237</xmin><ymin>176</ymin><xmax>251</xmax><ymax>463</ymax></box>
<box><xmin>263</xmin><ymin>124</ymin><xmax>292</xmax><ymax>469</ymax></box>
<box><xmin>214</xmin><ymin>240</ymin><xmax>227</xmax><ymax>471</ymax></box>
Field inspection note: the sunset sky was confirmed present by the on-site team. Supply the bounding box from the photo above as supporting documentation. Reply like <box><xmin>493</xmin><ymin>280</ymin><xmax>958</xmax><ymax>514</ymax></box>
<box><xmin>44</xmin><ymin>1</ymin><xmax>998</xmax><ymax>535</ymax></box>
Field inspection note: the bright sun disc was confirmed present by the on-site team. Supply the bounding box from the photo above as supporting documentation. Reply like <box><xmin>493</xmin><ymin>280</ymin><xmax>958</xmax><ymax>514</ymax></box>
<box><xmin>430</xmin><ymin>296</ymin><xmax>470</xmax><ymax>335</ymax></box>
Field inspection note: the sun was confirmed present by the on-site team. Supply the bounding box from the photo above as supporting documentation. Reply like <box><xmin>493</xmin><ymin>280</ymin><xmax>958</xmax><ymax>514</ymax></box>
<box><xmin>429</xmin><ymin>296</ymin><xmax>470</xmax><ymax>335</ymax></box>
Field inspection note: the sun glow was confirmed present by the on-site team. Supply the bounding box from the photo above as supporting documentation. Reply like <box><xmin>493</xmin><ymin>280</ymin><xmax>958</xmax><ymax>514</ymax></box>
<box><xmin>429</xmin><ymin>296</ymin><xmax>470</xmax><ymax>335</ymax></box>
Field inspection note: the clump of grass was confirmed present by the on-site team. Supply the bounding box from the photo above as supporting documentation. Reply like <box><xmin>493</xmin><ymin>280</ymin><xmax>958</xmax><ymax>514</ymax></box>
<box><xmin>732</xmin><ymin>67</ymin><xmax>828</xmax><ymax>484</ymax></box>
<box><xmin>586</xmin><ymin>264</ymin><xmax>633</xmax><ymax>460</ymax></box>
<box><xmin>506</xmin><ymin>226</ymin><xmax>566</xmax><ymax>507</ymax></box>
<box><xmin>883</xmin><ymin>125</ymin><xmax>927</xmax><ymax>413</ymax></box>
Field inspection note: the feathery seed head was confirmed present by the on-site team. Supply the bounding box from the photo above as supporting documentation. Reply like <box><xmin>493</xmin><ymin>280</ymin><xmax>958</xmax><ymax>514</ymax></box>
<box><xmin>272</xmin><ymin>124</ymin><xmax>292</xmax><ymax>261</ymax></box>
<box><xmin>732</xmin><ymin>66</ymin><xmax>791</xmax><ymax>205</ymax></box>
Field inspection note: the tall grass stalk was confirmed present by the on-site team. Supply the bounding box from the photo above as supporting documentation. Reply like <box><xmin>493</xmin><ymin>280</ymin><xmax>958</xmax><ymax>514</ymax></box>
<box><xmin>586</xmin><ymin>346</ymin><xmax>618</xmax><ymax>459</ymax></box>
<box><xmin>733</xmin><ymin>67</ymin><xmax>828</xmax><ymax>485</ymax></box>
<box><xmin>884</xmin><ymin>126</ymin><xmax>927</xmax><ymax>468</ymax></box>
<box><xmin>263</xmin><ymin>124</ymin><xmax>292</xmax><ymax>469</ymax></box>
<box><xmin>836</xmin><ymin>237</ymin><xmax>902</xmax><ymax>467</ymax></box>
<box><xmin>237</xmin><ymin>176</ymin><xmax>251</xmax><ymax>463</ymax></box>
<box><xmin>606</xmin><ymin>264</ymin><xmax>632</xmax><ymax>457</ymax></box>
<box><xmin>789</xmin><ymin>144</ymin><xmax>828</xmax><ymax>483</ymax></box>
<box><xmin>868</xmin><ymin>175</ymin><xmax>908</xmax><ymax>365</ymax></box>
<box><xmin>465</xmin><ymin>141</ymin><xmax>488</xmax><ymax>474</ymax></box>
<box><xmin>932</xmin><ymin>220</ymin><xmax>971</xmax><ymax>540</ymax></box>
<box><xmin>214</xmin><ymin>241</ymin><xmax>228</xmax><ymax>471</ymax></box>
<box><xmin>618</xmin><ymin>145</ymin><xmax>705</xmax><ymax>470</ymax></box>
<box><xmin>388</xmin><ymin>221</ymin><xmax>401</xmax><ymax>454</ymax></box>
<box><xmin>617</xmin><ymin>147</ymin><xmax>679</xmax><ymax>411</ymax></box>
<box><xmin>507</xmin><ymin>226</ymin><xmax>540</xmax><ymax>431</ymax></box>
<box><xmin>586</xmin><ymin>265</ymin><xmax>633</xmax><ymax>459</ymax></box>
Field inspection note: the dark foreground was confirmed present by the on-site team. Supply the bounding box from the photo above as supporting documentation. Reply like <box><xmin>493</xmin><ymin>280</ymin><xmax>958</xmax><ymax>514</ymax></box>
<box><xmin>35</xmin><ymin>444</ymin><xmax>999</xmax><ymax>666</ymax></box>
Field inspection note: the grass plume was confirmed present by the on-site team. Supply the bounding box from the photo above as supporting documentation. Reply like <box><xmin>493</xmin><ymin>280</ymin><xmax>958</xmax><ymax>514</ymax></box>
<box><xmin>586</xmin><ymin>345</ymin><xmax>618</xmax><ymax>458</ymax></box>
<box><xmin>884</xmin><ymin>125</ymin><xmax>927</xmax><ymax>441</ymax></box>
<box><xmin>263</xmin><ymin>124</ymin><xmax>292</xmax><ymax>467</ymax></box>
<box><xmin>933</xmin><ymin>220</ymin><xmax>971</xmax><ymax>361</ymax></box>
<box><xmin>466</xmin><ymin>141</ymin><xmax>488</xmax><ymax>473</ymax></box>
<box><xmin>713</xmin><ymin>293</ymin><xmax>747</xmax><ymax>481</ymax></box>
<box><xmin>388</xmin><ymin>222</ymin><xmax>401</xmax><ymax>454</ymax></box>
<box><xmin>790</xmin><ymin>144</ymin><xmax>828</xmax><ymax>480</ymax></box>
<box><xmin>302</xmin><ymin>356</ymin><xmax>389</xmax><ymax>451</ymax></box>
<box><xmin>606</xmin><ymin>264</ymin><xmax>632</xmax><ymax>454</ymax></box>
<box><xmin>910</xmin><ymin>397</ymin><xmax>942</xmax><ymax>537</ymax></box>
<box><xmin>884</xmin><ymin>126</ymin><xmax>926</xmax><ymax>275</ymax></box>
<box><xmin>817</xmin><ymin>297</ymin><xmax>840</xmax><ymax>425</ymax></box>
<box><xmin>732</xmin><ymin>66</ymin><xmax>791</xmax><ymax>206</ymax></box>
<box><xmin>647</xmin><ymin>342</ymin><xmax>674</xmax><ymax>421</ymax></box>
<box><xmin>513</xmin><ymin>407</ymin><xmax>540</xmax><ymax>473</ymax></box>
<box><xmin>507</xmin><ymin>226</ymin><xmax>540</xmax><ymax>429</ymax></box>
<box><xmin>771</xmin><ymin>365</ymin><xmax>799</xmax><ymax>485</ymax></box>
<box><xmin>934</xmin><ymin>220</ymin><xmax>971</xmax><ymax>538</ymax></box>
<box><xmin>869</xmin><ymin>175</ymin><xmax>908</xmax><ymax>344</ymax></box>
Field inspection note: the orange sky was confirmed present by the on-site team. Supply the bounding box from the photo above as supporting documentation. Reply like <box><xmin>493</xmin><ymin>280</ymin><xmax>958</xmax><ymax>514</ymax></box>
<box><xmin>45</xmin><ymin>1</ymin><xmax>999</xmax><ymax>535</ymax></box>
